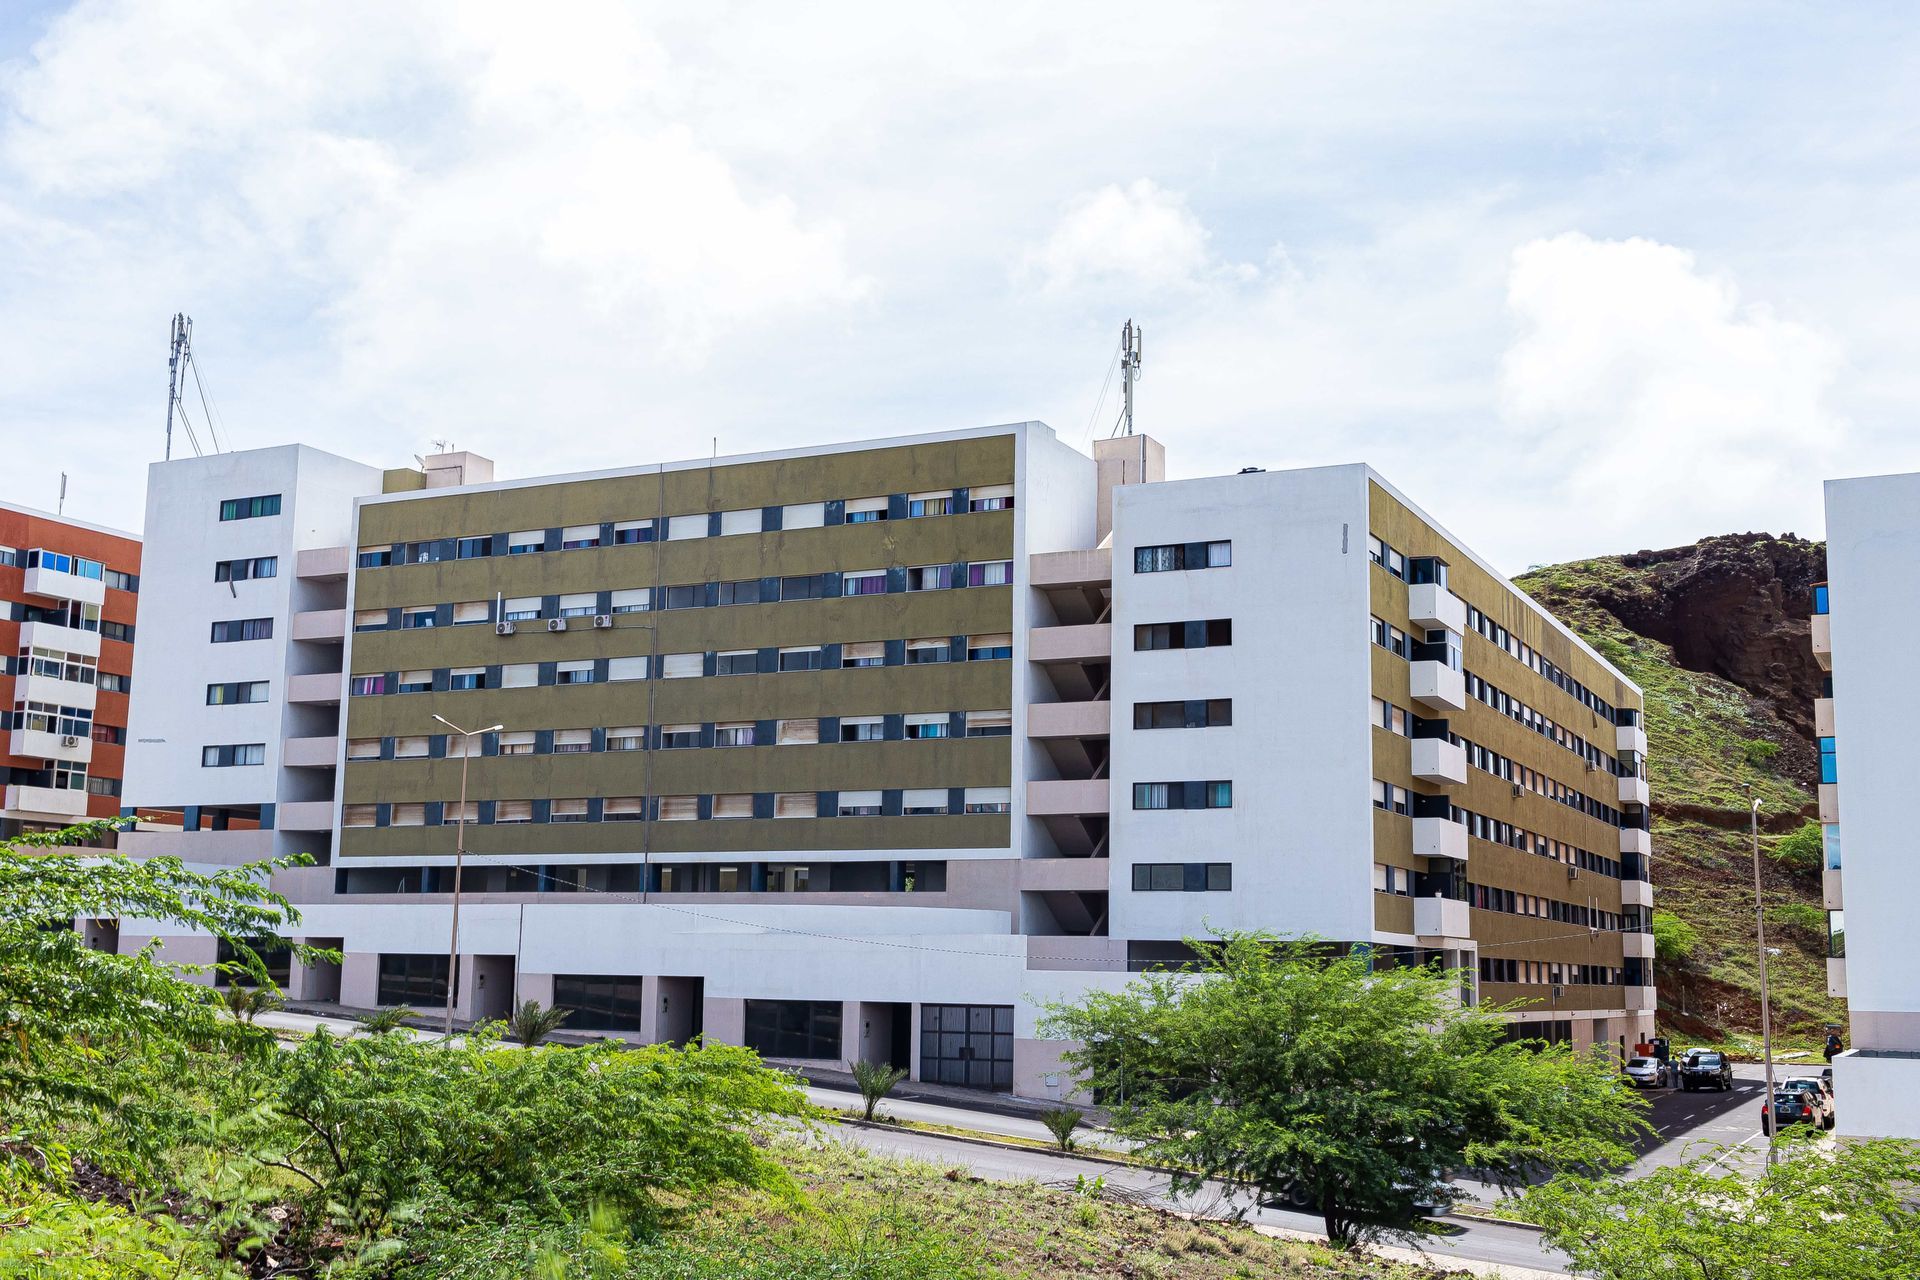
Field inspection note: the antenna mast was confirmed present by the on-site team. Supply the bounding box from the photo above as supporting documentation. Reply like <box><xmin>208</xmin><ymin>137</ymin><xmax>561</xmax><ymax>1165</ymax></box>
<box><xmin>165</xmin><ymin>314</ymin><xmax>192</xmax><ymax>461</ymax></box>
<box><xmin>1119</xmin><ymin>318</ymin><xmax>1143</xmax><ymax>436</ymax></box>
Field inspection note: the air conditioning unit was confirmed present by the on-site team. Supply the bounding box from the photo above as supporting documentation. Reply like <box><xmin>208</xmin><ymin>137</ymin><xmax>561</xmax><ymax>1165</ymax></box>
<box><xmin>592</xmin><ymin>614</ymin><xmax>614</xmax><ymax>629</ymax></box>
<box><xmin>60</xmin><ymin>735</ymin><xmax>80</xmax><ymax>748</ymax></box>
<box><xmin>1566</xmin><ymin>864</ymin><xmax>1579</xmax><ymax>880</ymax></box>
<box><xmin>495</xmin><ymin>621</ymin><xmax>516</xmax><ymax>636</ymax></box>
<box><xmin>547</xmin><ymin>618</ymin><xmax>566</xmax><ymax>633</ymax></box>
<box><xmin>1510</xmin><ymin>782</ymin><xmax>1523</xmax><ymax>798</ymax></box>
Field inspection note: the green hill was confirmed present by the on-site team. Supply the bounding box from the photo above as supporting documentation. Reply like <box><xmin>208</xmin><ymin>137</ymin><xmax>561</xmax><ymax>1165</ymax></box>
<box><xmin>1515</xmin><ymin>535</ymin><xmax>1843</xmax><ymax>1050</ymax></box>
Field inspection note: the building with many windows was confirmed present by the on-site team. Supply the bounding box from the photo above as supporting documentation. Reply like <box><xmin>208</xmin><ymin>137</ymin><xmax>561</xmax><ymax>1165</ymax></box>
<box><xmin>0</xmin><ymin>500</ymin><xmax>140</xmax><ymax>839</ymax></box>
<box><xmin>1812</xmin><ymin>473</ymin><xmax>1920</xmax><ymax>1139</ymax></box>
<box><xmin>114</xmin><ymin>423</ymin><xmax>1653</xmax><ymax>1094</ymax></box>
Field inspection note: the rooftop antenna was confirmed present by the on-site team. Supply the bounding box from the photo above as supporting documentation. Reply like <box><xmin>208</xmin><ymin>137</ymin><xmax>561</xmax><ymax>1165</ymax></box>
<box><xmin>1117</xmin><ymin>318</ymin><xmax>1143</xmax><ymax>436</ymax></box>
<box><xmin>56</xmin><ymin>472</ymin><xmax>67</xmax><ymax>517</ymax></box>
<box><xmin>430</xmin><ymin>438</ymin><xmax>453</xmax><ymax>455</ymax></box>
<box><xmin>165</xmin><ymin>313</ymin><xmax>194</xmax><ymax>460</ymax></box>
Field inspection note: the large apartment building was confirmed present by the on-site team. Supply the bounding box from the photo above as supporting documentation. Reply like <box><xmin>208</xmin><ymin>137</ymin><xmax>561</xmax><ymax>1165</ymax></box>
<box><xmin>1812</xmin><ymin>473</ymin><xmax>1920</xmax><ymax>1139</ymax></box>
<box><xmin>0</xmin><ymin>500</ymin><xmax>140</xmax><ymax>839</ymax></box>
<box><xmin>116</xmin><ymin>423</ymin><xmax>1653</xmax><ymax>1095</ymax></box>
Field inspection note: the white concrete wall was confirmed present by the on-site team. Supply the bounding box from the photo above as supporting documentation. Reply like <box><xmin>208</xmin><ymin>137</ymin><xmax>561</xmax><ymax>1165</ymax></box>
<box><xmin>1832</xmin><ymin>1051</ymin><xmax>1920</xmax><ymax>1141</ymax></box>
<box><xmin>1106</xmin><ymin>464</ymin><xmax>1375</xmax><ymax>942</ymax></box>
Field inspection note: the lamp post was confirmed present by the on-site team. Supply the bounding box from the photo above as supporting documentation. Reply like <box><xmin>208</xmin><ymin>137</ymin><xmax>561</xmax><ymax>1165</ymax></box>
<box><xmin>434</xmin><ymin>714</ymin><xmax>503</xmax><ymax>1038</ymax></box>
<box><xmin>1752</xmin><ymin>796</ymin><xmax>1780</xmax><ymax>1165</ymax></box>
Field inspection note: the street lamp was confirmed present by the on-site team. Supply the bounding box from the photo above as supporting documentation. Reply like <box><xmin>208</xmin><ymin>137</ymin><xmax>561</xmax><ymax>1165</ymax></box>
<box><xmin>1751</xmin><ymin>796</ymin><xmax>1780</xmax><ymax>1166</ymax></box>
<box><xmin>434</xmin><ymin>714</ymin><xmax>503</xmax><ymax>1037</ymax></box>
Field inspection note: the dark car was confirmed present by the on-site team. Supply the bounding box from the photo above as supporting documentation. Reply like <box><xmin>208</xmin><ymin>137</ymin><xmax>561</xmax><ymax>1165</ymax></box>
<box><xmin>1763</xmin><ymin>1089</ymin><xmax>1827</xmax><ymax>1135</ymax></box>
<box><xmin>1679</xmin><ymin>1051</ymin><xmax>1733</xmax><ymax>1092</ymax></box>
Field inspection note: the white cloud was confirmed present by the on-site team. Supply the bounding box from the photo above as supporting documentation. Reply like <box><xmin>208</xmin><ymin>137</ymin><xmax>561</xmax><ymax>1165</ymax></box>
<box><xmin>1026</xmin><ymin>179</ymin><xmax>1244</xmax><ymax>295</ymax></box>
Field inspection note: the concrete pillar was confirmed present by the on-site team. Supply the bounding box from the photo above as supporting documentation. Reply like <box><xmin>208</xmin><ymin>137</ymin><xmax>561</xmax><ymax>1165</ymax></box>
<box><xmin>1092</xmin><ymin>434</ymin><xmax>1166</xmax><ymax>544</ymax></box>
<box><xmin>518</xmin><ymin>971</ymin><xmax>556</xmax><ymax>1008</ymax></box>
<box><xmin>340</xmin><ymin>952</ymin><xmax>381</xmax><ymax>1009</ymax></box>
<box><xmin>702</xmin><ymin>996</ymin><xmax>745</xmax><ymax>1049</ymax></box>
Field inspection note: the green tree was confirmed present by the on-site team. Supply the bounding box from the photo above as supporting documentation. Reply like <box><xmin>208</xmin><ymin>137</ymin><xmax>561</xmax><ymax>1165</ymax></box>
<box><xmin>1041</xmin><ymin>933</ymin><xmax>1648</xmax><ymax>1246</ymax></box>
<box><xmin>1770</xmin><ymin>820</ymin><xmax>1824</xmax><ymax>872</ymax></box>
<box><xmin>1651</xmin><ymin>911</ymin><xmax>1702</xmax><ymax>966</ymax></box>
<box><xmin>1525</xmin><ymin>1134</ymin><xmax>1920</xmax><ymax>1279</ymax></box>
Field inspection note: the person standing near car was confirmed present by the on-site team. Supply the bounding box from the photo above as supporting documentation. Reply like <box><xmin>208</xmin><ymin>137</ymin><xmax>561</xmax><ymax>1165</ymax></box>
<box><xmin>1824</xmin><ymin>1031</ymin><xmax>1843</xmax><ymax>1063</ymax></box>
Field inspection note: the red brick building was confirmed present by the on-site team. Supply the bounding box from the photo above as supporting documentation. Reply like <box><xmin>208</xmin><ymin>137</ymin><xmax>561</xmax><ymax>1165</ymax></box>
<box><xmin>0</xmin><ymin>501</ymin><xmax>140</xmax><ymax>837</ymax></box>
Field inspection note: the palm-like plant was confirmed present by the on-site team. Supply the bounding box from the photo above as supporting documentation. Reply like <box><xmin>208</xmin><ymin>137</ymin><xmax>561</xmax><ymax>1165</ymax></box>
<box><xmin>1041</xmin><ymin>1106</ymin><xmax>1084</xmax><ymax>1151</ymax></box>
<box><xmin>848</xmin><ymin>1058</ymin><xmax>910</xmax><ymax>1122</ymax></box>
<box><xmin>221</xmin><ymin>984</ymin><xmax>282</xmax><ymax>1024</ymax></box>
<box><xmin>355</xmin><ymin>1005</ymin><xmax>415</xmax><ymax>1035</ymax></box>
<box><xmin>505</xmin><ymin>999</ymin><xmax>569</xmax><ymax>1047</ymax></box>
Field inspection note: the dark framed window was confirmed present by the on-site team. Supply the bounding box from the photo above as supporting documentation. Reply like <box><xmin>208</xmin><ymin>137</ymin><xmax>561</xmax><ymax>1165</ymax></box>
<box><xmin>219</xmin><ymin>494</ymin><xmax>281</xmax><ymax>521</ymax></box>
<box><xmin>202</xmin><ymin>743</ymin><xmax>266</xmax><ymax>767</ymax></box>
<box><xmin>715</xmin><ymin>651</ymin><xmax>758</xmax><ymax>675</ymax></box>
<box><xmin>210</xmin><ymin>618</ymin><xmax>273</xmax><ymax>643</ymax></box>
<box><xmin>780</xmin><ymin>575</ymin><xmax>827</xmax><ymax>601</ymax></box>
<box><xmin>1132</xmin><ymin>780</ymin><xmax>1233</xmax><ymax>810</ymax></box>
<box><xmin>377</xmin><ymin>954</ymin><xmax>453</xmax><ymax>1006</ymax></box>
<box><xmin>717</xmin><ymin>579</ymin><xmax>763</xmax><ymax>606</ymax></box>
<box><xmin>358</xmin><ymin>546</ymin><xmax>394</xmax><ymax>568</ymax></box>
<box><xmin>456</xmin><ymin>536</ymin><xmax>493</xmax><ymax>559</ymax></box>
<box><xmin>206</xmin><ymin>681</ymin><xmax>269</xmax><ymax>705</ymax></box>
<box><xmin>553</xmin><ymin>975</ymin><xmax>645</xmax><ymax>1030</ymax></box>
<box><xmin>779</xmin><ymin>648</ymin><xmax>823</xmax><ymax>671</ymax></box>
<box><xmin>1132</xmin><ymin>699</ymin><xmax>1232</xmax><ymax>730</ymax></box>
<box><xmin>1131</xmin><ymin>863</ymin><xmax>1233</xmax><ymax>891</ymax></box>
<box><xmin>214</xmin><ymin>556</ymin><xmax>277</xmax><ymax>582</ymax></box>
<box><xmin>1133</xmin><ymin>618</ymin><xmax>1232</xmax><ymax>650</ymax></box>
<box><xmin>214</xmin><ymin>936</ymin><xmax>291</xmax><ymax>988</ymax></box>
<box><xmin>743</xmin><ymin>999</ymin><xmax>842</xmax><ymax>1059</ymax></box>
<box><xmin>919</xmin><ymin>1004</ymin><xmax>1013</xmax><ymax>1089</ymax></box>
<box><xmin>100</xmin><ymin>621</ymin><xmax>135</xmax><ymax>643</ymax></box>
<box><xmin>663</xmin><ymin>584</ymin><xmax>701</xmax><ymax>610</ymax></box>
<box><xmin>1133</xmin><ymin>540</ymin><xmax>1231</xmax><ymax>573</ymax></box>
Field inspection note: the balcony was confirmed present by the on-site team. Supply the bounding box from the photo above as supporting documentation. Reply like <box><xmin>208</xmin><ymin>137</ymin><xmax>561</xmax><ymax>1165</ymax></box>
<box><xmin>1811</xmin><ymin>613</ymin><xmax>1831</xmax><ymax>671</ymax></box>
<box><xmin>23</xmin><ymin>558</ymin><xmax>105</xmax><ymax>608</ymax></box>
<box><xmin>291</xmin><ymin>609</ymin><xmax>347</xmax><ymax>643</ymax></box>
<box><xmin>9</xmin><ymin>728</ymin><xmax>92</xmax><ymax>763</ymax></box>
<box><xmin>116</xmin><ymin>828</ymin><xmax>276</xmax><ymax>865</ymax></box>
<box><xmin>1412</xmin><ymin>816</ymin><xmax>1468</xmax><ymax>861</ymax></box>
<box><xmin>1026</xmin><ymin>779</ymin><xmax>1108</xmax><ymax>816</ymax></box>
<box><xmin>18</xmin><ymin>619</ymin><xmax>99</xmax><ymax>658</ymax></box>
<box><xmin>287</xmin><ymin>672</ymin><xmax>343</xmax><ymax>706</ymax></box>
<box><xmin>1414</xmin><ymin>895</ymin><xmax>1471</xmax><ymax>942</ymax></box>
<box><xmin>1407</xmin><ymin>583</ymin><xmax>1467</xmax><ymax>634</ymax></box>
<box><xmin>1018</xmin><ymin>860</ymin><xmax>1112</xmax><ymax>893</ymax></box>
<box><xmin>1410</xmin><ymin>737</ymin><xmax>1467</xmax><ymax>786</ymax></box>
<box><xmin>1618</xmin><ymin>775</ymin><xmax>1650</xmax><ymax>809</ymax></box>
<box><xmin>3</xmin><ymin>783</ymin><xmax>88</xmax><ymax>818</ymax></box>
<box><xmin>1029</xmin><ymin>548</ymin><xmax>1111</xmax><ymax>589</ymax></box>
<box><xmin>1616</xmin><ymin>722</ymin><xmax>1649</xmax><ymax>757</ymax></box>
<box><xmin>1818</xmin><ymin>782</ymin><xmax>1839</xmax><ymax>824</ymax></box>
<box><xmin>1623</xmin><ymin>931</ymin><xmax>1654</xmax><ymax>959</ymax></box>
<box><xmin>1827</xmin><ymin>956</ymin><xmax>1847</xmax><ymax>999</ymax></box>
<box><xmin>1621</xmin><ymin>879</ymin><xmax>1653</xmax><ymax>908</ymax></box>
<box><xmin>296</xmin><ymin>545</ymin><xmax>350</xmax><ymax>580</ymax></box>
<box><xmin>1408</xmin><ymin>661</ymin><xmax>1466</xmax><ymax>712</ymax></box>
<box><xmin>1814</xmin><ymin>697</ymin><xmax>1835</xmax><ymax>737</ymax></box>
<box><xmin>13</xmin><ymin>671</ymin><xmax>98</xmax><ymax>711</ymax></box>
<box><xmin>1028</xmin><ymin>623</ymin><xmax>1111</xmax><ymax>664</ymax></box>
<box><xmin>1026</xmin><ymin>701</ymin><xmax>1110</xmax><ymax>739</ymax></box>
<box><xmin>1619</xmin><ymin>826</ymin><xmax>1651</xmax><ymax>857</ymax></box>
<box><xmin>1626</xmin><ymin>986</ymin><xmax>1656</xmax><ymax>1012</ymax></box>
<box><xmin>277</xmin><ymin>800</ymin><xmax>334</xmax><ymax>830</ymax></box>
<box><xmin>282</xmin><ymin>736</ymin><xmax>340</xmax><ymax>768</ymax></box>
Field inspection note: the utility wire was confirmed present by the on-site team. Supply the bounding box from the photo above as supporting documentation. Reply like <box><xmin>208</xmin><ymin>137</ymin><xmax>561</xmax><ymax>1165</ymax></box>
<box><xmin>187</xmin><ymin>351</ymin><xmax>232</xmax><ymax>453</ymax></box>
<box><xmin>1080</xmin><ymin>336</ymin><xmax>1123</xmax><ymax>447</ymax></box>
<box><xmin>174</xmin><ymin>395</ymin><xmax>206</xmax><ymax>458</ymax></box>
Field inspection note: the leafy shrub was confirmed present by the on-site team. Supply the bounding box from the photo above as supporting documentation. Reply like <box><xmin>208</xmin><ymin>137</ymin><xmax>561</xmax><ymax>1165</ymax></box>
<box><xmin>1041</xmin><ymin>1106</ymin><xmax>1084</xmax><ymax>1150</ymax></box>
<box><xmin>1768</xmin><ymin>903</ymin><xmax>1826</xmax><ymax>937</ymax></box>
<box><xmin>354</xmin><ymin>1005</ymin><xmax>415</xmax><ymax>1035</ymax></box>
<box><xmin>1770</xmin><ymin>821</ymin><xmax>1825</xmax><ymax>872</ymax></box>
<box><xmin>222</xmin><ymin>985</ymin><xmax>282</xmax><ymax>1024</ymax></box>
<box><xmin>503</xmin><ymin>998</ymin><xmax>569</xmax><ymax>1046</ymax></box>
<box><xmin>0</xmin><ymin>1164</ymin><xmax>239</xmax><ymax>1279</ymax></box>
<box><xmin>1651</xmin><ymin>912</ymin><xmax>1701</xmax><ymax>965</ymax></box>
<box><xmin>1741</xmin><ymin>738</ymin><xmax>1781</xmax><ymax>769</ymax></box>
<box><xmin>848</xmin><ymin>1059</ymin><xmax>909</xmax><ymax>1121</ymax></box>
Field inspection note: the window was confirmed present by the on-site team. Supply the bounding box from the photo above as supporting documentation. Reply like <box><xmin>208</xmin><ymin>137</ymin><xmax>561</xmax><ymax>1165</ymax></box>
<box><xmin>905</xmin><ymin>712</ymin><xmax>948</xmax><ymax>740</ymax></box>
<box><xmin>1133</xmin><ymin>541</ymin><xmax>1231</xmax><ymax>573</ymax></box>
<box><xmin>210</xmin><ymin>618</ymin><xmax>272</xmax><ymax>643</ymax></box>
<box><xmin>97</xmin><ymin>673</ymin><xmax>130</xmax><ymax>693</ymax></box>
<box><xmin>1134</xmin><ymin>619</ymin><xmax>1232</xmax><ymax>650</ymax></box>
<box><xmin>551</xmin><ymin>798</ymin><xmax>590</xmax><ymax>823</ymax></box>
<box><xmin>966</xmin><ymin>709</ymin><xmax>1012</xmax><ymax>737</ymax></box>
<box><xmin>347</xmin><ymin>737</ymin><xmax>381</xmax><ymax>760</ymax></box>
<box><xmin>613</xmin><ymin>520</ymin><xmax>654</xmax><ymax>545</ymax></box>
<box><xmin>843</xmin><ymin>569</ymin><xmax>887</xmax><ymax>597</ymax></box>
<box><xmin>100</xmin><ymin>620</ymin><xmax>133</xmax><ymax>643</ymax></box>
<box><xmin>713</xmin><ymin>793</ymin><xmax>754</xmax><ymax>819</ymax></box>
<box><xmin>558</xmin><ymin>592</ymin><xmax>597</xmax><ymax>618</ymax></box>
<box><xmin>103</xmin><ymin>568</ymin><xmax>138</xmax><ymax>592</ymax></box>
<box><xmin>715</xmin><ymin>650</ymin><xmax>758</xmax><ymax>675</ymax></box>
<box><xmin>1132</xmin><ymin>699</ymin><xmax>1232</xmax><ymax>729</ymax></box>
<box><xmin>716</xmin><ymin>578</ymin><xmax>763</xmax><ymax>606</ymax></box>
<box><xmin>783</xmin><ymin>502</ymin><xmax>826</xmax><ymax>529</ymax></box>
<box><xmin>557</xmin><ymin>660</ymin><xmax>596</xmax><ymax>685</ymax></box>
<box><xmin>353</xmin><ymin>609</ymin><xmax>387</xmax><ymax>632</ymax></box>
<box><xmin>401</xmin><ymin>607</ymin><xmax>437</xmax><ymax>630</ymax></box>
<box><xmin>662</xmin><ymin>584</ymin><xmax>701</xmax><ymax>610</ymax></box>
<box><xmin>357</xmin><ymin>545</ymin><xmax>394</xmax><ymax>568</ymax></box>
<box><xmin>776</xmin><ymin>719</ymin><xmax>818</xmax><ymax>746</ymax></box>
<box><xmin>714</xmin><ymin>722</ymin><xmax>754</xmax><ymax>747</ymax></box>
<box><xmin>658</xmin><ymin>796</ymin><xmax>698</xmax><ymax>821</ymax></box>
<box><xmin>607</xmin><ymin>656</ymin><xmax>647</xmax><ymax>682</ymax></box>
<box><xmin>377</xmin><ymin>954</ymin><xmax>450</xmax><ymax>1006</ymax></box>
<box><xmin>508</xmin><ymin>530</ymin><xmax>545</xmax><ymax>554</ymax></box>
<box><xmin>1132</xmin><ymin>781</ymin><xmax>1232</xmax><ymax>810</ymax></box>
<box><xmin>909</xmin><ymin>563</ymin><xmax>954</xmax><ymax>591</ymax></box>
<box><xmin>661</xmin><ymin>653</ymin><xmax>702</xmax><ymax>679</ymax></box>
<box><xmin>349</xmin><ymin>675</ymin><xmax>387</xmax><ymax>697</ymax></box>
<box><xmin>666</xmin><ymin>514</ymin><xmax>708</xmax><ymax>541</ymax></box>
<box><xmin>603</xmin><ymin>797</ymin><xmax>644</xmax><ymax>820</ymax></box>
<box><xmin>779</xmin><ymin>646</ymin><xmax>823</xmax><ymax>671</ymax></box>
<box><xmin>1371</xmin><ymin>697</ymin><xmax>1410</xmax><ymax>736</ymax></box>
<box><xmin>660</xmin><ymin>724</ymin><xmax>701</xmax><ymax>749</ymax></box>
<box><xmin>553</xmin><ymin>975</ymin><xmax>645</xmax><ymax>1030</ymax></box>
<box><xmin>503</xmin><ymin>596</ymin><xmax>541</xmax><ymax>622</ymax></box>
<box><xmin>405</xmin><ymin>541</ymin><xmax>444</xmax><ymax>565</ymax></box>
<box><xmin>840</xmin><ymin>716</ymin><xmax>883</xmax><ymax>742</ymax></box>
<box><xmin>445</xmin><ymin>732</ymin><xmax>482</xmax><ymax>757</ymax></box>
<box><xmin>838</xmin><ymin>790</ymin><xmax>883</xmax><ymax>816</ymax></box>
<box><xmin>219</xmin><ymin>494</ymin><xmax>281</xmax><ymax>521</ymax></box>
<box><xmin>343</xmin><ymin>805</ymin><xmax>377</xmax><ymax>828</ymax></box>
<box><xmin>1132</xmin><ymin>863</ymin><xmax>1233</xmax><ymax>891</ymax></box>
<box><xmin>774</xmin><ymin>792</ymin><xmax>815</xmax><ymax>817</ymax></box>
<box><xmin>610</xmin><ymin>588</ymin><xmax>650</xmax><ymax>614</ymax></box>
<box><xmin>968</xmin><ymin>484</ymin><xmax>1014</xmax><ymax>512</ymax></box>
<box><xmin>206</xmin><ymin>681</ymin><xmax>269</xmax><ymax>705</ymax></box>
<box><xmin>967</xmin><ymin>560</ymin><xmax>1013</xmax><ymax>587</ymax></box>
<box><xmin>907</xmin><ymin>637</ymin><xmax>951</xmax><ymax>664</ymax></box>
<box><xmin>495</xmin><ymin>800</ymin><xmax>533</xmax><ymax>823</ymax></box>
<box><xmin>903</xmin><ymin>787</ymin><xmax>949</xmax><ymax>814</ymax></box>
<box><xmin>909</xmin><ymin>491</ymin><xmax>954</xmax><ymax>517</ymax></box>
<box><xmin>391</xmin><ymin>804</ymin><xmax>426</xmax><ymax>827</ymax></box>
<box><xmin>780</xmin><ymin>574</ymin><xmax>827</xmax><ymax>600</ymax></box>
<box><xmin>719</xmin><ymin>508</ymin><xmax>762</xmax><ymax>536</ymax></box>
<box><xmin>501</xmin><ymin>663</ymin><xmax>538</xmax><ymax>689</ymax></box>
<box><xmin>451</xmin><ymin>600</ymin><xmax>490</xmax><ymax>626</ymax></box>
<box><xmin>397</xmin><ymin>669</ymin><xmax>433</xmax><ymax>694</ymax></box>
<box><xmin>607</xmin><ymin>727</ymin><xmax>645</xmax><ymax>752</ymax></box>
<box><xmin>841</xmin><ymin>641</ymin><xmax>884</xmax><ymax>668</ymax></box>
<box><xmin>744</xmin><ymin>1000</ymin><xmax>842</xmax><ymax>1059</ymax></box>
<box><xmin>85</xmin><ymin>774</ymin><xmax>120</xmax><ymax>796</ymax></box>
<box><xmin>202</xmin><ymin>743</ymin><xmax>266</xmax><ymax>767</ymax></box>
<box><xmin>1820</xmin><ymin>736</ymin><xmax>1837</xmax><ymax>785</ymax></box>
<box><xmin>967</xmin><ymin>633</ymin><xmax>1012</xmax><ymax>661</ymax></box>
<box><xmin>499</xmin><ymin>731</ymin><xmax>537</xmax><ymax>755</ymax></box>
<box><xmin>843</xmin><ymin>496</ymin><xmax>889</xmax><ymax>524</ymax></box>
<box><xmin>456</xmin><ymin>536</ymin><xmax>493</xmax><ymax>560</ymax></box>
<box><xmin>552</xmin><ymin>729</ymin><xmax>592</xmax><ymax>754</ymax></box>
<box><xmin>1372</xmin><ymin>780</ymin><xmax>1411</xmax><ymax>815</ymax></box>
<box><xmin>963</xmin><ymin>787</ymin><xmax>1011</xmax><ymax>815</ymax></box>
<box><xmin>393</xmin><ymin>736</ymin><xmax>429</xmax><ymax>759</ymax></box>
<box><xmin>213</xmin><ymin>556</ymin><xmax>277</xmax><ymax>582</ymax></box>
<box><xmin>561</xmin><ymin>523</ymin><xmax>601</xmax><ymax>549</ymax></box>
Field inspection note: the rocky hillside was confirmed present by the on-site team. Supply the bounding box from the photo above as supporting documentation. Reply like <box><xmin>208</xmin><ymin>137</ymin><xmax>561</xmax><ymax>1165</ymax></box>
<box><xmin>1516</xmin><ymin>535</ymin><xmax>1842</xmax><ymax>1048</ymax></box>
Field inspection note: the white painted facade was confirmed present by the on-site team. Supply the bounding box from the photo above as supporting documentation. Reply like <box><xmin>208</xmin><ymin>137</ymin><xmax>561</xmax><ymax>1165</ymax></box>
<box><xmin>1820</xmin><ymin>472</ymin><xmax>1920</xmax><ymax>1140</ymax></box>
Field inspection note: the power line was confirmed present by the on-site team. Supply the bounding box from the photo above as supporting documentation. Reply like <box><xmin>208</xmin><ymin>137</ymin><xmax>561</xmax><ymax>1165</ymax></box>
<box><xmin>1080</xmin><ymin>335</ymin><xmax>1123</xmax><ymax>446</ymax></box>
<box><xmin>187</xmin><ymin>348</ymin><xmax>234</xmax><ymax>453</ymax></box>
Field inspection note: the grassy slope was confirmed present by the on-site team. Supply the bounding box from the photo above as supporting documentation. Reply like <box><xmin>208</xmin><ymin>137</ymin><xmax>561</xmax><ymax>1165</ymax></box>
<box><xmin>1516</xmin><ymin>556</ymin><xmax>1843</xmax><ymax>1051</ymax></box>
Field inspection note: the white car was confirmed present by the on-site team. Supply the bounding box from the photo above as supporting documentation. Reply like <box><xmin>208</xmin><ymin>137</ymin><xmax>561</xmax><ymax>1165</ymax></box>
<box><xmin>1624</xmin><ymin>1056</ymin><xmax>1667</xmax><ymax>1088</ymax></box>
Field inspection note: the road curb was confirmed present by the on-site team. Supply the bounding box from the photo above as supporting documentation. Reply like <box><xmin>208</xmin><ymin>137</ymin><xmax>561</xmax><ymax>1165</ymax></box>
<box><xmin>827</xmin><ymin>1114</ymin><xmax>1148</xmax><ymax>1169</ymax></box>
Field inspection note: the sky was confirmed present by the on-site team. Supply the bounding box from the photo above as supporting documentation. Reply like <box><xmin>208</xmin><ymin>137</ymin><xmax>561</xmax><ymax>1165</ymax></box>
<box><xmin>0</xmin><ymin>1</ymin><xmax>1913</xmax><ymax>569</ymax></box>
